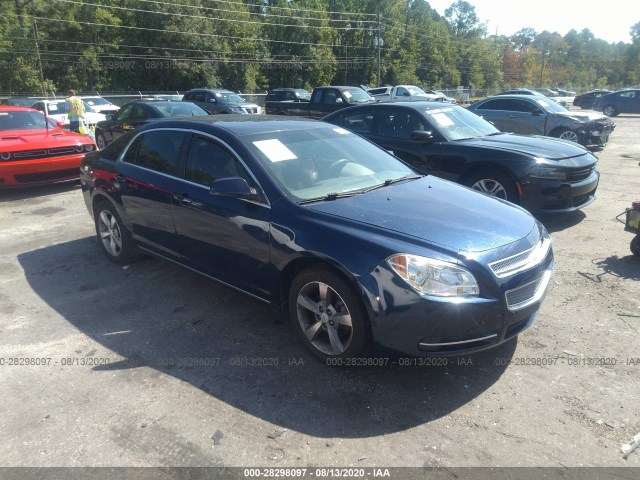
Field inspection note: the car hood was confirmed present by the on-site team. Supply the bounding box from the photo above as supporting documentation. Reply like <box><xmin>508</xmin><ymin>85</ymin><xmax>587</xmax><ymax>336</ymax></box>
<box><xmin>306</xmin><ymin>176</ymin><xmax>537</xmax><ymax>253</ymax></box>
<box><xmin>458</xmin><ymin>133</ymin><xmax>589</xmax><ymax>160</ymax></box>
<box><xmin>554</xmin><ymin>111</ymin><xmax>611</xmax><ymax>123</ymax></box>
<box><xmin>0</xmin><ymin>129</ymin><xmax>92</xmax><ymax>149</ymax></box>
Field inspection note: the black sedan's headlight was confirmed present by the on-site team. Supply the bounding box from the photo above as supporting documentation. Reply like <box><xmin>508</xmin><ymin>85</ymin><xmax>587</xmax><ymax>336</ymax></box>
<box><xmin>387</xmin><ymin>254</ymin><xmax>479</xmax><ymax>297</ymax></box>
<box><xmin>528</xmin><ymin>161</ymin><xmax>567</xmax><ymax>180</ymax></box>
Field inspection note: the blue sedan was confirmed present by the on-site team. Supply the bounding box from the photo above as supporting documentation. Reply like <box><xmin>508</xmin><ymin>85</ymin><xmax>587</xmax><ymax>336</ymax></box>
<box><xmin>80</xmin><ymin>116</ymin><xmax>553</xmax><ymax>360</ymax></box>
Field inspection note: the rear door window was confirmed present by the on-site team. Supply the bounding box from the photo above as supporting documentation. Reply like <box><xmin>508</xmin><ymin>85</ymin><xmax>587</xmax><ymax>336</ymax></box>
<box><xmin>123</xmin><ymin>130</ymin><xmax>188</xmax><ymax>176</ymax></box>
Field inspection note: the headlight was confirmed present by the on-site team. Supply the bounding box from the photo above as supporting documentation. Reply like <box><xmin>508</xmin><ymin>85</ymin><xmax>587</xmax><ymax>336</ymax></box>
<box><xmin>387</xmin><ymin>254</ymin><xmax>479</xmax><ymax>297</ymax></box>
<box><xmin>229</xmin><ymin>107</ymin><xmax>246</xmax><ymax>114</ymax></box>
<box><xmin>84</xmin><ymin>144</ymin><xmax>95</xmax><ymax>152</ymax></box>
<box><xmin>528</xmin><ymin>160</ymin><xmax>567</xmax><ymax>180</ymax></box>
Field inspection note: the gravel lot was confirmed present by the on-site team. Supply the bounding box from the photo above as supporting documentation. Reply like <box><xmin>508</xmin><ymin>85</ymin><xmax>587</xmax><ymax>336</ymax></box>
<box><xmin>1</xmin><ymin>115</ymin><xmax>639</xmax><ymax>471</ymax></box>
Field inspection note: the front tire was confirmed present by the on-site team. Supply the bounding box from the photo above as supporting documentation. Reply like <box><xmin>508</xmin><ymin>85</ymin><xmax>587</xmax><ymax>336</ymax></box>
<box><xmin>95</xmin><ymin>131</ymin><xmax>107</xmax><ymax>150</ymax></box>
<box><xmin>602</xmin><ymin>105</ymin><xmax>618</xmax><ymax>116</ymax></box>
<box><xmin>94</xmin><ymin>201</ymin><xmax>139</xmax><ymax>264</ymax></box>
<box><xmin>289</xmin><ymin>267</ymin><xmax>371</xmax><ymax>361</ymax></box>
<box><xmin>554</xmin><ymin>128</ymin><xmax>581</xmax><ymax>144</ymax></box>
<box><xmin>465</xmin><ymin>171</ymin><xmax>518</xmax><ymax>204</ymax></box>
<box><xmin>631</xmin><ymin>236</ymin><xmax>640</xmax><ymax>257</ymax></box>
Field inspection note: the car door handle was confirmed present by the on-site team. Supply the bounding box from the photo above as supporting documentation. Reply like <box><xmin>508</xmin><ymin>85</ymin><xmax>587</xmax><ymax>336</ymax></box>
<box><xmin>174</xmin><ymin>194</ymin><xmax>193</xmax><ymax>205</ymax></box>
<box><xmin>113</xmin><ymin>174</ymin><xmax>126</xmax><ymax>184</ymax></box>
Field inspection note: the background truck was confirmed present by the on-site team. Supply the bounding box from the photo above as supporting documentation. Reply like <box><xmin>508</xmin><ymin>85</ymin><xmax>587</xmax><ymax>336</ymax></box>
<box><xmin>265</xmin><ymin>86</ymin><xmax>374</xmax><ymax>118</ymax></box>
<box><xmin>366</xmin><ymin>85</ymin><xmax>442</xmax><ymax>102</ymax></box>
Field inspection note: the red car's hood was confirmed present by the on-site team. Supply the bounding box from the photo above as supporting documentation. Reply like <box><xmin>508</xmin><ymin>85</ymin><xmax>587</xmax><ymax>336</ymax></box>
<box><xmin>0</xmin><ymin>128</ymin><xmax>92</xmax><ymax>150</ymax></box>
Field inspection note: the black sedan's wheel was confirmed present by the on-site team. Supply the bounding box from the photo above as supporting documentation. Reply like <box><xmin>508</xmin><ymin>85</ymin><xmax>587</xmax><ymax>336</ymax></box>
<box><xmin>631</xmin><ymin>236</ymin><xmax>640</xmax><ymax>257</ymax></box>
<box><xmin>465</xmin><ymin>171</ymin><xmax>518</xmax><ymax>204</ymax></box>
<box><xmin>94</xmin><ymin>201</ymin><xmax>139</xmax><ymax>264</ymax></box>
<box><xmin>555</xmin><ymin>128</ymin><xmax>581</xmax><ymax>144</ymax></box>
<box><xmin>96</xmin><ymin>131</ymin><xmax>107</xmax><ymax>150</ymax></box>
<box><xmin>603</xmin><ymin>105</ymin><xmax>618</xmax><ymax>117</ymax></box>
<box><xmin>289</xmin><ymin>267</ymin><xmax>371</xmax><ymax>361</ymax></box>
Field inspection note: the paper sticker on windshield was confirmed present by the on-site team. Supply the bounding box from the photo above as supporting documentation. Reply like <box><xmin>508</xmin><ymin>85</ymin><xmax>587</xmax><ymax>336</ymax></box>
<box><xmin>343</xmin><ymin>91</ymin><xmax>352</xmax><ymax>98</ymax></box>
<box><xmin>333</xmin><ymin>127</ymin><xmax>351</xmax><ymax>135</ymax></box>
<box><xmin>253</xmin><ymin>139</ymin><xmax>298</xmax><ymax>162</ymax></box>
<box><xmin>431</xmin><ymin>112</ymin><xmax>454</xmax><ymax>127</ymax></box>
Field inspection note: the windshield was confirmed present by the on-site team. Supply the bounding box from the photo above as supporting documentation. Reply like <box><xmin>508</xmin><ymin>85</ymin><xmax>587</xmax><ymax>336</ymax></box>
<box><xmin>533</xmin><ymin>97</ymin><xmax>569</xmax><ymax>113</ymax></box>
<box><xmin>45</xmin><ymin>101</ymin><xmax>70</xmax><ymax>115</ymax></box>
<box><xmin>215</xmin><ymin>91</ymin><xmax>246</xmax><ymax>103</ymax></box>
<box><xmin>244</xmin><ymin>125</ymin><xmax>414</xmax><ymax>201</ymax></box>
<box><xmin>81</xmin><ymin>97</ymin><xmax>112</xmax><ymax>106</ymax></box>
<box><xmin>424</xmin><ymin>106</ymin><xmax>500</xmax><ymax>141</ymax></box>
<box><xmin>0</xmin><ymin>110</ymin><xmax>51</xmax><ymax>130</ymax></box>
<box><xmin>154</xmin><ymin>102</ymin><xmax>209</xmax><ymax>117</ymax></box>
<box><xmin>343</xmin><ymin>88</ymin><xmax>374</xmax><ymax>104</ymax></box>
<box><xmin>295</xmin><ymin>89</ymin><xmax>311</xmax><ymax>100</ymax></box>
<box><xmin>407</xmin><ymin>86</ymin><xmax>427</xmax><ymax>95</ymax></box>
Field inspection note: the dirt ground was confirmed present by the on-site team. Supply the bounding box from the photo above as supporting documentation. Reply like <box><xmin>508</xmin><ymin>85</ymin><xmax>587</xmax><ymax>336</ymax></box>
<box><xmin>1</xmin><ymin>114</ymin><xmax>639</xmax><ymax>472</ymax></box>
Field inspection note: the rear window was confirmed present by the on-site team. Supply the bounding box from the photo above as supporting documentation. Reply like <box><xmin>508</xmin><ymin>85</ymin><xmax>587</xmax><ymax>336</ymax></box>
<box><xmin>123</xmin><ymin>130</ymin><xmax>188</xmax><ymax>176</ymax></box>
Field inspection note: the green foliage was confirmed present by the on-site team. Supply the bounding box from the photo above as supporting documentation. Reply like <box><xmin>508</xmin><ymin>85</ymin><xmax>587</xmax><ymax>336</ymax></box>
<box><xmin>0</xmin><ymin>0</ymin><xmax>637</xmax><ymax>95</ymax></box>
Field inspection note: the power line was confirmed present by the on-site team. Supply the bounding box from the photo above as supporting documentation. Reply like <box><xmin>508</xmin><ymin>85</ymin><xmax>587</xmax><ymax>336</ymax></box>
<box><xmin>19</xmin><ymin>15</ymin><xmax>375</xmax><ymax>51</ymax></box>
<box><xmin>54</xmin><ymin>0</ymin><xmax>375</xmax><ymax>31</ymax></box>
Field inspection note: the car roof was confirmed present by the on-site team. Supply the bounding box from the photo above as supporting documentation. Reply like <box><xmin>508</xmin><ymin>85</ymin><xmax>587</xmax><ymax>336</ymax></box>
<box><xmin>0</xmin><ymin>106</ymin><xmax>39</xmax><ymax>112</ymax></box>
<box><xmin>137</xmin><ymin>114</ymin><xmax>327</xmax><ymax>137</ymax></box>
<box><xmin>326</xmin><ymin>101</ymin><xmax>455</xmax><ymax>113</ymax></box>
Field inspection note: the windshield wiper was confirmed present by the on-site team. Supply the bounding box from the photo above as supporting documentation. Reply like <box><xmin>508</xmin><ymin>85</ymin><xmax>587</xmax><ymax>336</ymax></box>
<box><xmin>297</xmin><ymin>191</ymin><xmax>360</xmax><ymax>205</ymax></box>
<box><xmin>361</xmin><ymin>175</ymin><xmax>423</xmax><ymax>193</ymax></box>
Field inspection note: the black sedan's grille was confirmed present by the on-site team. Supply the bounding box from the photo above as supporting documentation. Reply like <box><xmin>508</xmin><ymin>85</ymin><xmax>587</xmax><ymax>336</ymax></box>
<box><xmin>567</xmin><ymin>166</ymin><xmax>595</xmax><ymax>182</ymax></box>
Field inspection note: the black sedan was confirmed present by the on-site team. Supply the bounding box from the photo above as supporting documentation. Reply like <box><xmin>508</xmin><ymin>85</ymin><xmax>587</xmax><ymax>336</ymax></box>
<box><xmin>573</xmin><ymin>89</ymin><xmax>611</xmax><ymax>109</ymax></box>
<box><xmin>79</xmin><ymin>116</ymin><xmax>553</xmax><ymax>360</ymax></box>
<box><xmin>94</xmin><ymin>100</ymin><xmax>209</xmax><ymax>149</ymax></box>
<box><xmin>323</xmin><ymin>102</ymin><xmax>600</xmax><ymax>213</ymax></box>
<box><xmin>467</xmin><ymin>95</ymin><xmax>614</xmax><ymax>147</ymax></box>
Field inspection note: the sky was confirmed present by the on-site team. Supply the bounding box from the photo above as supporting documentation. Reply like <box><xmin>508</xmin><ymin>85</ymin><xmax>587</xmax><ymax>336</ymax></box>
<box><xmin>426</xmin><ymin>0</ymin><xmax>635</xmax><ymax>44</ymax></box>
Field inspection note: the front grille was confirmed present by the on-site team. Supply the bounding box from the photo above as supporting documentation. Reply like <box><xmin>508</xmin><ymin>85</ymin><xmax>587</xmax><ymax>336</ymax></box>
<box><xmin>14</xmin><ymin>168</ymin><xmax>79</xmax><ymax>183</ymax></box>
<box><xmin>567</xmin><ymin>166</ymin><xmax>594</xmax><ymax>182</ymax></box>
<box><xmin>0</xmin><ymin>147</ymin><xmax>84</xmax><ymax>162</ymax></box>
<box><xmin>13</xmin><ymin>149</ymin><xmax>47</xmax><ymax>159</ymax></box>
<box><xmin>489</xmin><ymin>237</ymin><xmax>552</xmax><ymax>278</ymax></box>
<box><xmin>505</xmin><ymin>267</ymin><xmax>553</xmax><ymax>311</ymax></box>
<box><xmin>244</xmin><ymin>107</ymin><xmax>259</xmax><ymax>114</ymax></box>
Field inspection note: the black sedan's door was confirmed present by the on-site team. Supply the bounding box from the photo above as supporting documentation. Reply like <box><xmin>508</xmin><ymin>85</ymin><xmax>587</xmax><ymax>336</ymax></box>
<box><xmin>367</xmin><ymin>108</ymin><xmax>462</xmax><ymax>182</ymax></box>
<box><xmin>171</xmin><ymin>134</ymin><xmax>272</xmax><ymax>300</ymax></box>
<box><xmin>115</xmin><ymin>129</ymin><xmax>190</xmax><ymax>258</ymax></box>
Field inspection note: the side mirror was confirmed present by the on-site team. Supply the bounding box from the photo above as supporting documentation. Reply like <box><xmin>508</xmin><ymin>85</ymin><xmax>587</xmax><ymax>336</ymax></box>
<box><xmin>210</xmin><ymin>177</ymin><xmax>259</xmax><ymax>201</ymax></box>
<box><xmin>410</xmin><ymin>130</ymin><xmax>434</xmax><ymax>142</ymax></box>
<box><xmin>335</xmin><ymin>98</ymin><xmax>343</xmax><ymax>104</ymax></box>
<box><xmin>105</xmin><ymin>114</ymin><xmax>113</xmax><ymax>121</ymax></box>
<box><xmin>532</xmin><ymin>109</ymin><xmax>543</xmax><ymax>116</ymax></box>
<box><xmin>208</xmin><ymin>98</ymin><xmax>217</xmax><ymax>103</ymax></box>
<box><xmin>56</xmin><ymin>121</ymin><xmax>65</xmax><ymax>128</ymax></box>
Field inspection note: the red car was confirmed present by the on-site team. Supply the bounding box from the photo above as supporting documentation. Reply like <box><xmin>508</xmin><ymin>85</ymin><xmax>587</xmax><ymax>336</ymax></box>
<box><xmin>0</xmin><ymin>106</ymin><xmax>96</xmax><ymax>187</ymax></box>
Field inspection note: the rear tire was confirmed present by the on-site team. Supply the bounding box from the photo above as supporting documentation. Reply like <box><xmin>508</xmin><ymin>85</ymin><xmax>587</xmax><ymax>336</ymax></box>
<box><xmin>289</xmin><ymin>267</ymin><xmax>371</xmax><ymax>361</ymax></box>
<box><xmin>94</xmin><ymin>200</ymin><xmax>140</xmax><ymax>265</ymax></box>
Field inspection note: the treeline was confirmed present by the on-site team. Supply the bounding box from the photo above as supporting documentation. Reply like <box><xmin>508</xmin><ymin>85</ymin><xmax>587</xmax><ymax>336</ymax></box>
<box><xmin>1</xmin><ymin>0</ymin><xmax>639</xmax><ymax>95</ymax></box>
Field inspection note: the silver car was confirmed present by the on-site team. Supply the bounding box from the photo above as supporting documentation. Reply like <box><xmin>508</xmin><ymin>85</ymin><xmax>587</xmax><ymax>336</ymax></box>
<box><xmin>467</xmin><ymin>95</ymin><xmax>615</xmax><ymax>147</ymax></box>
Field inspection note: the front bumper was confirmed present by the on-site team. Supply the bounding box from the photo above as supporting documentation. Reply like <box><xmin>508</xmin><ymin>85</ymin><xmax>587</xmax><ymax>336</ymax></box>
<box><xmin>0</xmin><ymin>154</ymin><xmax>85</xmax><ymax>187</ymax></box>
<box><xmin>521</xmin><ymin>170</ymin><xmax>600</xmax><ymax>213</ymax></box>
<box><xmin>366</xmin><ymin>244</ymin><xmax>554</xmax><ymax>357</ymax></box>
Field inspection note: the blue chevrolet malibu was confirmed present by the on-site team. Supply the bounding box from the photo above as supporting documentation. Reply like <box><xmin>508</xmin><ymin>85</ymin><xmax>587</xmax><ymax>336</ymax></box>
<box><xmin>80</xmin><ymin>116</ymin><xmax>553</xmax><ymax>361</ymax></box>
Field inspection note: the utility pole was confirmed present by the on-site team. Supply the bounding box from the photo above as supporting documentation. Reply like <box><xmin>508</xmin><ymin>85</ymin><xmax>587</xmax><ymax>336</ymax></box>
<box><xmin>32</xmin><ymin>20</ymin><xmax>46</xmax><ymax>96</ymax></box>
<box><xmin>376</xmin><ymin>11</ymin><xmax>382</xmax><ymax>87</ymax></box>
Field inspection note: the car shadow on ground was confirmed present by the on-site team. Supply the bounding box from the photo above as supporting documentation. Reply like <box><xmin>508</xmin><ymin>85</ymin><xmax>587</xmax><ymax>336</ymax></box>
<box><xmin>0</xmin><ymin>181</ymin><xmax>80</xmax><ymax>202</ymax></box>
<box><xmin>578</xmin><ymin>254</ymin><xmax>640</xmax><ymax>283</ymax></box>
<box><xmin>536</xmin><ymin>211</ymin><xmax>586</xmax><ymax>233</ymax></box>
<box><xmin>17</xmin><ymin>237</ymin><xmax>516</xmax><ymax>439</ymax></box>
